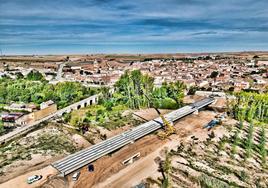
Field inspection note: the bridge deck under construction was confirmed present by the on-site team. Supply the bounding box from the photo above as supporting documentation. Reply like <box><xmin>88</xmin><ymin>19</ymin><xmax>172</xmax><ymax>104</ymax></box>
<box><xmin>52</xmin><ymin>97</ymin><xmax>215</xmax><ymax>176</ymax></box>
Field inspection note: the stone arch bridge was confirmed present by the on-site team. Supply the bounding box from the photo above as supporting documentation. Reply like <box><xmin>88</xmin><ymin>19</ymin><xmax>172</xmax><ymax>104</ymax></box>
<box><xmin>57</xmin><ymin>94</ymin><xmax>100</xmax><ymax>116</ymax></box>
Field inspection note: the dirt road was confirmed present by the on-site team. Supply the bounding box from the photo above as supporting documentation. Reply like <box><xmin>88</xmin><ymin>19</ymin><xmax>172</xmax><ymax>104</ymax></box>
<box><xmin>1</xmin><ymin>166</ymin><xmax>58</xmax><ymax>188</ymax></box>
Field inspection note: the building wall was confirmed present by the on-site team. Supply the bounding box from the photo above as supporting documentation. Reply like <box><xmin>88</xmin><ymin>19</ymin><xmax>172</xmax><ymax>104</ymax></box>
<box><xmin>15</xmin><ymin>104</ymin><xmax>57</xmax><ymax>125</ymax></box>
<box><xmin>15</xmin><ymin>114</ymin><xmax>34</xmax><ymax>126</ymax></box>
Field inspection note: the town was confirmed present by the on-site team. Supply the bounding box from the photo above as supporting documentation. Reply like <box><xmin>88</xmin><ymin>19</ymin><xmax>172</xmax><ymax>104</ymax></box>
<box><xmin>1</xmin><ymin>0</ymin><xmax>268</xmax><ymax>187</ymax></box>
<box><xmin>0</xmin><ymin>52</ymin><xmax>267</xmax><ymax>188</ymax></box>
<box><xmin>1</xmin><ymin>53</ymin><xmax>267</xmax><ymax>90</ymax></box>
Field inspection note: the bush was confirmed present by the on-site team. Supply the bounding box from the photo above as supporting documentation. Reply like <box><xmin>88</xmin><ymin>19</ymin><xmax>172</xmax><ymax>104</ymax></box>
<box><xmin>104</xmin><ymin>100</ymin><xmax>114</xmax><ymax>111</ymax></box>
<box><xmin>245</xmin><ymin>122</ymin><xmax>254</xmax><ymax>158</ymax></box>
<box><xmin>198</xmin><ymin>174</ymin><xmax>228</xmax><ymax>188</ymax></box>
<box><xmin>26</xmin><ymin>70</ymin><xmax>45</xmax><ymax>81</ymax></box>
<box><xmin>63</xmin><ymin>113</ymin><xmax>71</xmax><ymax>122</ymax></box>
<box><xmin>258</xmin><ymin>126</ymin><xmax>267</xmax><ymax>166</ymax></box>
<box><xmin>0</xmin><ymin>120</ymin><xmax>5</xmax><ymax>135</ymax></box>
<box><xmin>155</xmin><ymin>98</ymin><xmax>178</xmax><ymax>109</ymax></box>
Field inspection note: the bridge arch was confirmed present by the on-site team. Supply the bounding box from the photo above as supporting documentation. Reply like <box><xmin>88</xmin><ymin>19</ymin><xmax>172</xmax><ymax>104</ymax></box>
<box><xmin>62</xmin><ymin>112</ymin><xmax>68</xmax><ymax>117</ymax></box>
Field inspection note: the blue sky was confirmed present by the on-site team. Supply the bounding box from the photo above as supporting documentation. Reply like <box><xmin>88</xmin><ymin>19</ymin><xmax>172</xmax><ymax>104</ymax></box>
<box><xmin>0</xmin><ymin>0</ymin><xmax>268</xmax><ymax>54</ymax></box>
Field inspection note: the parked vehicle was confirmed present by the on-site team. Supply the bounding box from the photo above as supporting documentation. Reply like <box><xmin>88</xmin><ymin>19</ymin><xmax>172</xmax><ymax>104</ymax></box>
<box><xmin>27</xmin><ymin>175</ymin><xmax>42</xmax><ymax>184</ymax></box>
<box><xmin>204</xmin><ymin>119</ymin><xmax>219</xmax><ymax>129</ymax></box>
<box><xmin>88</xmin><ymin>164</ymin><xmax>94</xmax><ymax>172</ymax></box>
<box><xmin>72</xmin><ymin>172</ymin><xmax>80</xmax><ymax>181</ymax></box>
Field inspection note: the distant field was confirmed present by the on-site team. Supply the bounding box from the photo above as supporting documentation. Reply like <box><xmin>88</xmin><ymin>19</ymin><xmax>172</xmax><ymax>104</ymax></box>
<box><xmin>1</xmin><ymin>51</ymin><xmax>268</xmax><ymax>63</ymax></box>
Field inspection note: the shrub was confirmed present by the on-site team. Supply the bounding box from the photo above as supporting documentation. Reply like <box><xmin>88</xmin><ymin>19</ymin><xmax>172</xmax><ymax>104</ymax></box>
<box><xmin>155</xmin><ymin>98</ymin><xmax>178</xmax><ymax>109</ymax></box>
<box><xmin>258</xmin><ymin>126</ymin><xmax>267</xmax><ymax>166</ymax></box>
<box><xmin>198</xmin><ymin>174</ymin><xmax>228</xmax><ymax>188</ymax></box>
<box><xmin>245</xmin><ymin>122</ymin><xmax>254</xmax><ymax>159</ymax></box>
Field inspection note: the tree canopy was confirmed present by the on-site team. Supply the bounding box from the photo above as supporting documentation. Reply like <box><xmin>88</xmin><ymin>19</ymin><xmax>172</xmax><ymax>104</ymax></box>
<box><xmin>0</xmin><ymin>77</ymin><xmax>98</xmax><ymax>109</ymax></box>
<box><xmin>114</xmin><ymin>70</ymin><xmax>186</xmax><ymax>109</ymax></box>
<box><xmin>228</xmin><ymin>91</ymin><xmax>268</xmax><ymax>124</ymax></box>
<box><xmin>210</xmin><ymin>71</ymin><xmax>219</xmax><ymax>78</ymax></box>
<box><xmin>115</xmin><ymin>70</ymin><xmax>154</xmax><ymax>109</ymax></box>
<box><xmin>26</xmin><ymin>70</ymin><xmax>45</xmax><ymax>81</ymax></box>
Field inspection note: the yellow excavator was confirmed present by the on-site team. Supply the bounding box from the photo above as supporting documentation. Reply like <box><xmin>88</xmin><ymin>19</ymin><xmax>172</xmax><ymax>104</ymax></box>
<box><xmin>153</xmin><ymin>107</ymin><xmax>176</xmax><ymax>139</ymax></box>
<box><xmin>142</xmin><ymin>92</ymin><xmax>176</xmax><ymax>139</ymax></box>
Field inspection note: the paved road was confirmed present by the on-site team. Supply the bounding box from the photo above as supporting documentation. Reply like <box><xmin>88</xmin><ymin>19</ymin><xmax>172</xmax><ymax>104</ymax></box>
<box><xmin>52</xmin><ymin>97</ymin><xmax>215</xmax><ymax>176</ymax></box>
<box><xmin>56</xmin><ymin>63</ymin><xmax>65</xmax><ymax>80</ymax></box>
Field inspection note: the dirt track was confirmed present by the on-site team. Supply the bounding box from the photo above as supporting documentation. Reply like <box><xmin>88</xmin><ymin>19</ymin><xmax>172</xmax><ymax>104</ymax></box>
<box><xmin>1</xmin><ymin>166</ymin><xmax>58</xmax><ymax>188</ymax></box>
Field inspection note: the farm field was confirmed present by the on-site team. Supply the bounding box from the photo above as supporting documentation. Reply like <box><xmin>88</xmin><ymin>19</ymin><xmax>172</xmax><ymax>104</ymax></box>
<box><xmin>145</xmin><ymin>120</ymin><xmax>268</xmax><ymax>187</ymax></box>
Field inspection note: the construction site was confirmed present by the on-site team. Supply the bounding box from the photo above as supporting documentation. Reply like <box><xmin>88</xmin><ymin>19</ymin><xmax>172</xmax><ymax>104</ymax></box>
<box><xmin>1</xmin><ymin>97</ymin><xmax>220</xmax><ymax>188</ymax></box>
<box><xmin>1</xmin><ymin>90</ymin><xmax>267</xmax><ymax>188</ymax></box>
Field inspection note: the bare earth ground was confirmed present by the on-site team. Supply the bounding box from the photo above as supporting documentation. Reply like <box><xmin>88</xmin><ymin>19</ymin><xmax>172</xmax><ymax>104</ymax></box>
<box><xmin>0</xmin><ymin>155</ymin><xmax>63</xmax><ymax>185</ymax></box>
<box><xmin>1</xmin><ymin>166</ymin><xmax>58</xmax><ymax>188</ymax></box>
<box><xmin>71</xmin><ymin>134</ymin><xmax>165</xmax><ymax>188</ymax></box>
<box><xmin>0</xmin><ymin>115</ymin><xmax>138</xmax><ymax>187</ymax></box>
<box><xmin>68</xmin><ymin>110</ymin><xmax>215</xmax><ymax>188</ymax></box>
<box><xmin>0</xmin><ymin>109</ymin><xmax>216</xmax><ymax>188</ymax></box>
<box><xmin>0</xmin><ymin>126</ymin><xmax>77</xmax><ymax>183</ymax></box>
<box><xmin>92</xmin><ymin>111</ymin><xmax>217</xmax><ymax>188</ymax></box>
<box><xmin>132</xmin><ymin>108</ymin><xmax>171</xmax><ymax>121</ymax></box>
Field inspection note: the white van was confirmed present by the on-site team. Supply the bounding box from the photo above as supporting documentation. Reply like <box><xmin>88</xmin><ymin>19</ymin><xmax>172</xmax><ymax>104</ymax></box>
<box><xmin>27</xmin><ymin>175</ymin><xmax>42</xmax><ymax>184</ymax></box>
<box><xmin>72</xmin><ymin>172</ymin><xmax>80</xmax><ymax>181</ymax></box>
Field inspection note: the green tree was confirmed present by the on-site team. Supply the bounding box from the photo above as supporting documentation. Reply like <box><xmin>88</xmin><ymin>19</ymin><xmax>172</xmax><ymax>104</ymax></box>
<box><xmin>15</xmin><ymin>72</ymin><xmax>24</xmax><ymax>79</ymax></box>
<box><xmin>210</xmin><ymin>71</ymin><xmax>219</xmax><ymax>78</ymax></box>
<box><xmin>115</xmin><ymin>70</ymin><xmax>154</xmax><ymax>109</ymax></box>
<box><xmin>160</xmin><ymin>151</ymin><xmax>172</xmax><ymax>188</ymax></box>
<box><xmin>245</xmin><ymin>122</ymin><xmax>254</xmax><ymax>159</ymax></box>
<box><xmin>228</xmin><ymin>92</ymin><xmax>268</xmax><ymax>124</ymax></box>
<box><xmin>26</xmin><ymin>70</ymin><xmax>44</xmax><ymax>81</ymax></box>
<box><xmin>0</xmin><ymin>78</ymin><xmax>97</xmax><ymax>109</ymax></box>
<box><xmin>259</xmin><ymin>126</ymin><xmax>267</xmax><ymax>166</ymax></box>
<box><xmin>163</xmin><ymin>81</ymin><xmax>186</xmax><ymax>106</ymax></box>
<box><xmin>115</xmin><ymin>70</ymin><xmax>185</xmax><ymax>110</ymax></box>
<box><xmin>100</xmin><ymin>87</ymin><xmax>111</xmax><ymax>102</ymax></box>
<box><xmin>0</xmin><ymin>120</ymin><xmax>5</xmax><ymax>135</ymax></box>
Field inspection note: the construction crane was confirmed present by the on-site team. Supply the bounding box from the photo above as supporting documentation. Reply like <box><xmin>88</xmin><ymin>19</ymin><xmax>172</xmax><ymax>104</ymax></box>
<box><xmin>140</xmin><ymin>91</ymin><xmax>176</xmax><ymax>139</ymax></box>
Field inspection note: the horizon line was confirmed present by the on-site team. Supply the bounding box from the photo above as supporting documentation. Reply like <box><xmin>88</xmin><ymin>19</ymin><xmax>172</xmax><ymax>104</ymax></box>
<box><xmin>1</xmin><ymin>50</ymin><xmax>268</xmax><ymax>57</ymax></box>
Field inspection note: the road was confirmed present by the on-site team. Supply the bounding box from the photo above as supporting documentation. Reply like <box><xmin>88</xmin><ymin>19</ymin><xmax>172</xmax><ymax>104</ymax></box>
<box><xmin>52</xmin><ymin>97</ymin><xmax>215</xmax><ymax>176</ymax></box>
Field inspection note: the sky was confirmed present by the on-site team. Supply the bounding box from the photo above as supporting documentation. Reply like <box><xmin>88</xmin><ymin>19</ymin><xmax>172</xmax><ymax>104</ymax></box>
<box><xmin>0</xmin><ymin>0</ymin><xmax>268</xmax><ymax>55</ymax></box>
